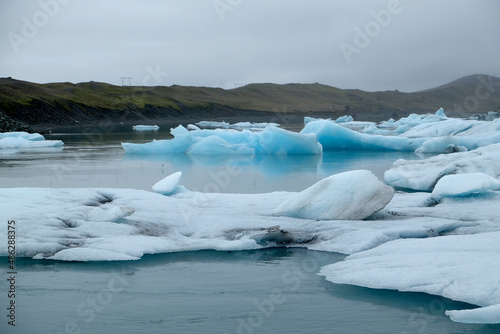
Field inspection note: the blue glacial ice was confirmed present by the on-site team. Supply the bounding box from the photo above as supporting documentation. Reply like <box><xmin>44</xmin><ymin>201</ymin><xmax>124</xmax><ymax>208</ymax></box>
<box><xmin>302</xmin><ymin>108</ymin><xmax>500</xmax><ymax>152</ymax></box>
<box><xmin>122</xmin><ymin>125</ymin><xmax>322</xmax><ymax>155</ymax></box>
<box><xmin>123</xmin><ymin>108</ymin><xmax>500</xmax><ymax>156</ymax></box>
<box><xmin>301</xmin><ymin>119</ymin><xmax>427</xmax><ymax>151</ymax></box>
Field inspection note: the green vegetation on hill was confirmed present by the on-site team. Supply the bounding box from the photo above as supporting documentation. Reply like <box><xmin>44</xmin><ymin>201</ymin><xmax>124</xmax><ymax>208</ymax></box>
<box><xmin>0</xmin><ymin>74</ymin><xmax>499</xmax><ymax>131</ymax></box>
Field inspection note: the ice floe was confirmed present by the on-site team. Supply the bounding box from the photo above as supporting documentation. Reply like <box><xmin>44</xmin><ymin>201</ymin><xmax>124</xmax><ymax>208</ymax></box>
<box><xmin>0</xmin><ymin>183</ymin><xmax>478</xmax><ymax>262</ymax></box>
<box><xmin>194</xmin><ymin>121</ymin><xmax>279</xmax><ymax>130</ymax></box>
<box><xmin>431</xmin><ymin>172</ymin><xmax>500</xmax><ymax>200</ymax></box>
<box><xmin>132</xmin><ymin>125</ymin><xmax>160</xmax><ymax>131</ymax></box>
<box><xmin>385</xmin><ymin>142</ymin><xmax>500</xmax><ymax>191</ymax></box>
<box><xmin>0</xmin><ymin>131</ymin><xmax>63</xmax><ymax>150</ymax></box>
<box><xmin>195</xmin><ymin>121</ymin><xmax>230</xmax><ymax>129</ymax></box>
<box><xmin>1</xmin><ymin>168</ymin><xmax>500</xmax><ymax>323</ymax></box>
<box><xmin>319</xmin><ymin>229</ymin><xmax>500</xmax><ymax>324</ymax></box>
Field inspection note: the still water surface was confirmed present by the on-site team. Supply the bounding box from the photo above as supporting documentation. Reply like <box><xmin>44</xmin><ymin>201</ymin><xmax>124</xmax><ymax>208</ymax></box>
<box><xmin>1</xmin><ymin>124</ymin><xmax>419</xmax><ymax>192</ymax></box>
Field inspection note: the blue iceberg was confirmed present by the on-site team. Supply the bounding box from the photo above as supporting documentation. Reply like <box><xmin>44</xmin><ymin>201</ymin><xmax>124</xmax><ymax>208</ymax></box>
<box><xmin>122</xmin><ymin>125</ymin><xmax>322</xmax><ymax>155</ymax></box>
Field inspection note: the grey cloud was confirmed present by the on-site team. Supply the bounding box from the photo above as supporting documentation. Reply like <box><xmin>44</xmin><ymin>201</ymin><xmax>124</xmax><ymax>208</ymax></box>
<box><xmin>0</xmin><ymin>0</ymin><xmax>498</xmax><ymax>92</ymax></box>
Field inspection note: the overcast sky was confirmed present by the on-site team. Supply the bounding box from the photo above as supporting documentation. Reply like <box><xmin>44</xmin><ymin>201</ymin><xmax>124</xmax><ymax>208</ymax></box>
<box><xmin>1</xmin><ymin>0</ymin><xmax>499</xmax><ymax>92</ymax></box>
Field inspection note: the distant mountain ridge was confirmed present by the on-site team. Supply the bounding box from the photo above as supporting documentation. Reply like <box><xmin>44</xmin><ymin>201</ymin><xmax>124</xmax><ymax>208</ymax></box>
<box><xmin>0</xmin><ymin>74</ymin><xmax>499</xmax><ymax>131</ymax></box>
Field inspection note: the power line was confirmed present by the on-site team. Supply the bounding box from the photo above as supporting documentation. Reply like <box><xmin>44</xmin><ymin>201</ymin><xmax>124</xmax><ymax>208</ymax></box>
<box><xmin>120</xmin><ymin>77</ymin><xmax>133</xmax><ymax>86</ymax></box>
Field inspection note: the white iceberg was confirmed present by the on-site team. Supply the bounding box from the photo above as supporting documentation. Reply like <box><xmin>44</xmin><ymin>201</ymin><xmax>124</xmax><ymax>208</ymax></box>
<box><xmin>0</xmin><ymin>131</ymin><xmax>45</xmax><ymax>141</ymax></box>
<box><xmin>415</xmin><ymin>136</ymin><xmax>467</xmax><ymax>154</ymax></box>
<box><xmin>431</xmin><ymin>172</ymin><xmax>500</xmax><ymax>200</ymax></box>
<box><xmin>2</xmin><ymin>172</ymin><xmax>500</xmax><ymax>324</ymax></box>
<box><xmin>122</xmin><ymin>125</ymin><xmax>322</xmax><ymax>155</ymax></box>
<box><xmin>335</xmin><ymin>115</ymin><xmax>353</xmax><ymax>123</ymax></box>
<box><xmin>385</xmin><ymin>142</ymin><xmax>500</xmax><ymax>191</ymax></box>
<box><xmin>152</xmin><ymin>171</ymin><xmax>182</xmax><ymax>195</ymax></box>
<box><xmin>195</xmin><ymin>121</ymin><xmax>230</xmax><ymax>129</ymax></box>
<box><xmin>0</xmin><ymin>131</ymin><xmax>63</xmax><ymax>150</ymax></box>
<box><xmin>446</xmin><ymin>304</ymin><xmax>500</xmax><ymax>324</ymax></box>
<box><xmin>132</xmin><ymin>125</ymin><xmax>159</xmax><ymax>131</ymax></box>
<box><xmin>0</xmin><ymin>186</ymin><xmax>477</xmax><ymax>262</ymax></box>
<box><xmin>319</xmin><ymin>230</ymin><xmax>500</xmax><ymax>324</ymax></box>
<box><xmin>229</xmin><ymin>122</ymin><xmax>280</xmax><ymax>129</ymax></box>
<box><xmin>273</xmin><ymin>170</ymin><xmax>394</xmax><ymax>220</ymax></box>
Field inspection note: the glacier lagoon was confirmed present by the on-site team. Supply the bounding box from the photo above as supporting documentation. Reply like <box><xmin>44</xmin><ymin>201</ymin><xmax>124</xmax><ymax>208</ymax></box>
<box><xmin>1</xmin><ymin>116</ymin><xmax>500</xmax><ymax>333</ymax></box>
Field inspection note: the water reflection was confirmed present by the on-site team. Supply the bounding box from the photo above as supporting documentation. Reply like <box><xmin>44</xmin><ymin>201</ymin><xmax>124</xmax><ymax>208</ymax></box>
<box><xmin>123</xmin><ymin>153</ymin><xmax>323</xmax><ymax>177</ymax></box>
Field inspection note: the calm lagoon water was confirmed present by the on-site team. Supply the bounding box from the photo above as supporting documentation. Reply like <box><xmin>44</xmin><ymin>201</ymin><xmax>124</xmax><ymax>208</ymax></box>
<box><xmin>1</xmin><ymin>123</ymin><xmax>420</xmax><ymax>192</ymax></box>
<box><xmin>1</xmin><ymin>124</ymin><xmax>499</xmax><ymax>333</ymax></box>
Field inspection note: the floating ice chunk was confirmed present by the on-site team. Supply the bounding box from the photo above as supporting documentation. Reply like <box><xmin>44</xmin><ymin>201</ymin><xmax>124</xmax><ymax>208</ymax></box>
<box><xmin>0</xmin><ymin>135</ymin><xmax>63</xmax><ymax>149</ymax></box>
<box><xmin>319</xmin><ymin>231</ymin><xmax>500</xmax><ymax>324</ymax></box>
<box><xmin>273</xmin><ymin>170</ymin><xmax>394</xmax><ymax>220</ymax></box>
<box><xmin>301</xmin><ymin>120</ymin><xmax>425</xmax><ymax>151</ymax></box>
<box><xmin>152</xmin><ymin>171</ymin><xmax>183</xmax><ymax>195</ymax></box>
<box><xmin>0</xmin><ymin>186</ymin><xmax>496</xmax><ymax>264</ymax></box>
<box><xmin>385</xmin><ymin>143</ymin><xmax>500</xmax><ymax>191</ymax></box>
<box><xmin>415</xmin><ymin>136</ymin><xmax>467</xmax><ymax>153</ymax></box>
<box><xmin>304</xmin><ymin>116</ymin><xmax>331</xmax><ymax>125</ymax></box>
<box><xmin>123</xmin><ymin>125</ymin><xmax>322</xmax><ymax>155</ymax></box>
<box><xmin>85</xmin><ymin>204</ymin><xmax>135</xmax><ymax>222</ymax></box>
<box><xmin>432</xmin><ymin>172</ymin><xmax>500</xmax><ymax>199</ymax></box>
<box><xmin>400</xmin><ymin>119</ymin><xmax>479</xmax><ymax>138</ymax></box>
<box><xmin>187</xmin><ymin>124</ymin><xmax>201</xmax><ymax>131</ymax></box>
<box><xmin>133</xmin><ymin>125</ymin><xmax>159</xmax><ymax>131</ymax></box>
<box><xmin>229</xmin><ymin>122</ymin><xmax>279</xmax><ymax>129</ymax></box>
<box><xmin>487</xmin><ymin>111</ymin><xmax>499</xmax><ymax>121</ymax></box>
<box><xmin>195</xmin><ymin>121</ymin><xmax>230</xmax><ymax>129</ymax></box>
<box><xmin>0</xmin><ymin>131</ymin><xmax>45</xmax><ymax>141</ymax></box>
<box><xmin>335</xmin><ymin>115</ymin><xmax>353</xmax><ymax>123</ymax></box>
<box><xmin>435</xmin><ymin>107</ymin><xmax>446</xmax><ymax>118</ymax></box>
<box><xmin>446</xmin><ymin>304</ymin><xmax>500</xmax><ymax>324</ymax></box>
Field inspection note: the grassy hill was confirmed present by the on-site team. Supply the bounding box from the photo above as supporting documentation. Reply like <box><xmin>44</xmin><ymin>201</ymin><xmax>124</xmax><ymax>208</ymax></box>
<box><xmin>1</xmin><ymin>74</ymin><xmax>499</xmax><ymax>131</ymax></box>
